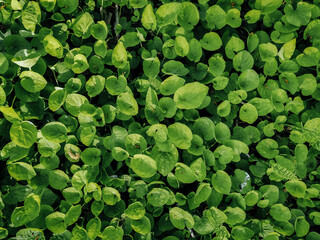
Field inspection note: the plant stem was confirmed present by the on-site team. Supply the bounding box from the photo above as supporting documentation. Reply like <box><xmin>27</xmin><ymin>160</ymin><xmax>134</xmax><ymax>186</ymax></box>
<box><xmin>114</xmin><ymin>4</ymin><xmax>119</xmax><ymax>39</ymax></box>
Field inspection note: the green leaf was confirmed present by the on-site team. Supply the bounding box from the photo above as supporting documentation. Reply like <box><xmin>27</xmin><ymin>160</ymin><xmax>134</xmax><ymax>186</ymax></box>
<box><xmin>208</xmin><ymin>54</ymin><xmax>225</xmax><ymax>77</ymax></box>
<box><xmin>206</xmin><ymin>5</ymin><xmax>226</xmax><ymax>29</ymax></box>
<box><xmin>24</xmin><ymin>193</ymin><xmax>41</xmax><ymax>221</ymax></box>
<box><xmin>233</xmin><ymin>50</ymin><xmax>254</xmax><ymax>72</ymax></box>
<box><xmin>57</xmin><ymin>0</ymin><xmax>78</xmax><ymax>14</ymax></box>
<box><xmin>43</xmin><ymin>35</ymin><xmax>63</xmax><ymax>58</ymax></box>
<box><xmin>129</xmin><ymin>0</ymin><xmax>147</xmax><ymax>8</ymax></box>
<box><xmin>102</xmin><ymin>226</ymin><xmax>123</xmax><ymax>240</ymax></box>
<box><xmin>226</xmin><ymin>9</ymin><xmax>242</xmax><ymax>28</ymax></box>
<box><xmin>7</xmin><ymin>162</ymin><xmax>36</xmax><ymax>181</ymax></box>
<box><xmin>81</xmin><ymin>148</ymin><xmax>101</xmax><ymax>166</ymax></box>
<box><xmin>187</xmin><ymin>38</ymin><xmax>202</xmax><ymax>62</ymax></box>
<box><xmin>49</xmin><ymin>170</ymin><xmax>69</xmax><ymax>190</ymax></box>
<box><xmin>270</xmin><ymin>204</ymin><xmax>291</xmax><ymax>222</ymax></box>
<box><xmin>143</xmin><ymin>57</ymin><xmax>160</xmax><ymax>78</ymax></box>
<box><xmin>245</xmin><ymin>191</ymin><xmax>259</xmax><ymax>206</ymax></box>
<box><xmin>162</xmin><ymin>60</ymin><xmax>189</xmax><ymax>76</ymax></box>
<box><xmin>200</xmin><ymin>32</ymin><xmax>222</xmax><ymax>51</ymax></box>
<box><xmin>239</xmin><ymin>103</ymin><xmax>258</xmax><ymax>124</ymax></box>
<box><xmin>131</xmin><ymin>154</ymin><xmax>157</xmax><ymax>178</ymax></box>
<box><xmin>296</xmin><ymin>47</ymin><xmax>320</xmax><ymax>67</ymax></box>
<box><xmin>71</xmin><ymin>225</ymin><xmax>88</xmax><ymax>240</ymax></box>
<box><xmin>256</xmin><ymin>138</ymin><xmax>279</xmax><ymax>159</ymax></box>
<box><xmin>147</xmin><ymin>188</ymin><xmax>170</xmax><ymax>207</ymax></box>
<box><xmin>45</xmin><ymin>212</ymin><xmax>67</xmax><ymax>233</ymax></box>
<box><xmin>22</xmin><ymin>1</ymin><xmax>41</xmax><ymax>33</ymax></box>
<box><xmin>94</xmin><ymin>40</ymin><xmax>108</xmax><ymax>58</ymax></box>
<box><xmin>285</xmin><ymin>180</ymin><xmax>307</xmax><ymax>198</ymax></box>
<box><xmin>174</xmin><ymin>36</ymin><xmax>189</xmax><ymax>57</ymax></box>
<box><xmin>90</xmin><ymin>21</ymin><xmax>108</xmax><ymax>40</ymax></box>
<box><xmin>125</xmin><ymin>202</ymin><xmax>145</xmax><ymax>220</ymax></box>
<box><xmin>169</xmin><ymin>207</ymin><xmax>194</xmax><ymax>229</ymax></box>
<box><xmin>72</xmin><ymin>12</ymin><xmax>94</xmax><ymax>38</ymax></box>
<box><xmin>177</xmin><ymin>2</ymin><xmax>199</xmax><ymax>30</ymax></box>
<box><xmin>174</xmin><ymin>82</ymin><xmax>208</xmax><ymax>109</ymax></box>
<box><xmin>244</xmin><ymin>10</ymin><xmax>261</xmax><ymax>24</ymax></box>
<box><xmin>125</xmin><ymin>134</ymin><xmax>147</xmax><ymax>155</ymax></box>
<box><xmin>62</xmin><ymin>187</ymin><xmax>82</xmax><ymax>204</ymax></box>
<box><xmin>155</xmin><ymin>2</ymin><xmax>182</xmax><ymax>28</ymax></box>
<box><xmin>102</xmin><ymin>187</ymin><xmax>121</xmax><ymax>205</ymax></box>
<box><xmin>211</xmin><ymin>170</ymin><xmax>231</xmax><ymax>195</ymax></box>
<box><xmin>105</xmin><ymin>75</ymin><xmax>127</xmax><ymax>96</ymax></box>
<box><xmin>116</xmin><ymin>92</ymin><xmax>139</xmax><ymax>116</ymax></box>
<box><xmin>214</xmin><ymin>122</ymin><xmax>231</xmax><ymax>143</ymax></box>
<box><xmin>299</xmin><ymin>74</ymin><xmax>317</xmax><ymax>96</ymax></box>
<box><xmin>112</xmin><ymin>147</ymin><xmax>129</xmax><ymax>161</ymax></box>
<box><xmin>226</xmin><ymin>36</ymin><xmax>245</xmax><ymax>59</ymax></box>
<box><xmin>194</xmin><ymin>183</ymin><xmax>212</xmax><ymax>204</ymax></box>
<box><xmin>273</xmin><ymin>221</ymin><xmax>294</xmax><ymax>236</ymax></box>
<box><xmin>217</xmin><ymin>100</ymin><xmax>231</xmax><ymax>117</ymax></box>
<box><xmin>212</xmin><ymin>76</ymin><xmax>229</xmax><ymax>91</ymax></box>
<box><xmin>141</xmin><ymin>4</ymin><xmax>157</xmax><ymax>31</ymax></box>
<box><xmin>86</xmin><ymin>75</ymin><xmax>105</xmax><ymax>97</ymax></box>
<box><xmin>284</xmin><ymin>2</ymin><xmax>312</xmax><ymax>27</ymax></box>
<box><xmin>159</xmin><ymin>76</ymin><xmax>185</xmax><ymax>96</ymax></box>
<box><xmin>86</xmin><ymin>217</ymin><xmax>101</xmax><ymax>239</ymax></box>
<box><xmin>279</xmin><ymin>38</ymin><xmax>296</xmax><ymax>61</ymax></box>
<box><xmin>65</xmin><ymin>204</ymin><xmax>81</xmax><ymax>226</ymax></box>
<box><xmin>193</xmin><ymin>117</ymin><xmax>215</xmax><ymax>141</ymax></box>
<box><xmin>249</xmin><ymin>98</ymin><xmax>273</xmax><ymax>116</ymax></box>
<box><xmin>256</xmin><ymin>0</ymin><xmax>282</xmax><ymax>14</ymax></box>
<box><xmin>304</xmin><ymin>19</ymin><xmax>320</xmax><ymax>41</ymax></box>
<box><xmin>49</xmin><ymin>88</ymin><xmax>67</xmax><ymax>112</ymax></box>
<box><xmin>259</xmin><ymin>43</ymin><xmax>278</xmax><ymax>62</ymax></box>
<box><xmin>65</xmin><ymin>94</ymin><xmax>89</xmax><ymax>117</ymax></box>
<box><xmin>151</xmin><ymin>144</ymin><xmax>179</xmax><ymax>176</ymax></box>
<box><xmin>295</xmin><ymin>216</ymin><xmax>310</xmax><ymax>237</ymax></box>
<box><xmin>131</xmin><ymin>216</ymin><xmax>151</xmax><ymax>235</ymax></box>
<box><xmin>12</xmin><ymin>49</ymin><xmax>41</xmax><ymax>69</ymax></box>
<box><xmin>10</xmin><ymin>121</ymin><xmax>37</xmax><ymax>148</ymax></box>
<box><xmin>285</xmin><ymin>96</ymin><xmax>304</xmax><ymax>115</ymax></box>
<box><xmin>0</xmin><ymin>228</ymin><xmax>8</xmax><ymax>240</ymax></box>
<box><xmin>168</xmin><ymin>123</ymin><xmax>193</xmax><ymax>149</ymax></box>
<box><xmin>214</xmin><ymin>145</ymin><xmax>234</xmax><ymax>164</ymax></box>
<box><xmin>112</xmin><ymin>42</ymin><xmax>128</xmax><ymax>68</ymax></box>
<box><xmin>238</xmin><ymin>69</ymin><xmax>259</xmax><ymax>91</ymax></box>
<box><xmin>40</xmin><ymin>0</ymin><xmax>56</xmax><ymax>11</ymax></box>
<box><xmin>225</xmin><ymin>206</ymin><xmax>246</xmax><ymax>225</ymax></box>
<box><xmin>11</xmin><ymin>207</ymin><xmax>29</xmax><ymax>227</ymax></box>
<box><xmin>175</xmin><ymin>162</ymin><xmax>197</xmax><ymax>184</ymax></box>
<box><xmin>20</xmin><ymin>71</ymin><xmax>47</xmax><ymax>93</ymax></box>
<box><xmin>0</xmin><ymin>53</ymin><xmax>9</xmax><ymax>74</ymax></box>
<box><xmin>72</xmin><ymin>54</ymin><xmax>89</xmax><ymax>74</ymax></box>
<box><xmin>41</xmin><ymin>122</ymin><xmax>68</xmax><ymax>143</ymax></box>
<box><xmin>231</xmin><ymin>226</ymin><xmax>255</xmax><ymax>240</ymax></box>
<box><xmin>91</xmin><ymin>200</ymin><xmax>104</xmax><ymax>216</ymax></box>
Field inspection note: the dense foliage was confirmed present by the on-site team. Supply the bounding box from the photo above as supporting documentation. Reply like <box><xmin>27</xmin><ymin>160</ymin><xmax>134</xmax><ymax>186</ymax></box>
<box><xmin>1</xmin><ymin>0</ymin><xmax>320</xmax><ymax>239</ymax></box>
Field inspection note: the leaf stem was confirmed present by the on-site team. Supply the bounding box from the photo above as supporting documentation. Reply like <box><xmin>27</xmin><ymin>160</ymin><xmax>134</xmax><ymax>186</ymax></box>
<box><xmin>114</xmin><ymin>4</ymin><xmax>120</xmax><ymax>39</ymax></box>
<box><xmin>11</xmin><ymin>96</ymin><xmax>16</xmax><ymax>107</ymax></box>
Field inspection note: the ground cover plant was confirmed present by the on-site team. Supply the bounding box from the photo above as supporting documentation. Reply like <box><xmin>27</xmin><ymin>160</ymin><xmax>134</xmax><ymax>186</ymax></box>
<box><xmin>1</xmin><ymin>0</ymin><xmax>320</xmax><ymax>239</ymax></box>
